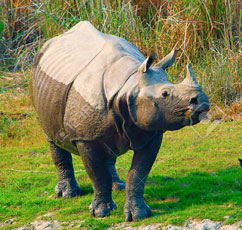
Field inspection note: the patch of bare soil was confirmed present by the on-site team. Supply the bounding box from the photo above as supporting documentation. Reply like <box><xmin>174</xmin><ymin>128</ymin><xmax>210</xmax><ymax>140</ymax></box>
<box><xmin>1</xmin><ymin>215</ymin><xmax>241</xmax><ymax>230</ymax></box>
<box><xmin>110</xmin><ymin>219</ymin><xmax>242</xmax><ymax>230</ymax></box>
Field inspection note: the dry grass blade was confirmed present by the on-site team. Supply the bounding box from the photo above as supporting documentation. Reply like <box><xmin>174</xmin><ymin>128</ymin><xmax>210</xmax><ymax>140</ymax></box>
<box><xmin>0</xmin><ymin>0</ymin><xmax>241</xmax><ymax>104</ymax></box>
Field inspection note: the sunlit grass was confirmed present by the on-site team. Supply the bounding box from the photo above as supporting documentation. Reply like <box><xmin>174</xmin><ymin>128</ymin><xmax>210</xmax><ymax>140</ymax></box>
<box><xmin>0</xmin><ymin>90</ymin><xmax>241</xmax><ymax>229</ymax></box>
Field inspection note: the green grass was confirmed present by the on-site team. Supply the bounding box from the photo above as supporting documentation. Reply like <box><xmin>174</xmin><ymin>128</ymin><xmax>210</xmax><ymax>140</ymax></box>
<box><xmin>0</xmin><ymin>88</ymin><xmax>242</xmax><ymax>229</ymax></box>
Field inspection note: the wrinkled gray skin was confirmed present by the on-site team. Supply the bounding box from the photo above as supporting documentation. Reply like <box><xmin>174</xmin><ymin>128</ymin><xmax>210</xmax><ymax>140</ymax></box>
<box><xmin>31</xmin><ymin>21</ymin><xmax>209</xmax><ymax>221</ymax></box>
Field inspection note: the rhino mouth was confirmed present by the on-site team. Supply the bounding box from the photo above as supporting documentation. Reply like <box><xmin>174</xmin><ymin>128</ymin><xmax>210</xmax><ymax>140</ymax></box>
<box><xmin>174</xmin><ymin>105</ymin><xmax>209</xmax><ymax>117</ymax></box>
<box><xmin>173</xmin><ymin>108</ymin><xmax>189</xmax><ymax>116</ymax></box>
<box><xmin>188</xmin><ymin>106</ymin><xmax>210</xmax><ymax>125</ymax></box>
<box><xmin>188</xmin><ymin>102</ymin><xmax>210</xmax><ymax>113</ymax></box>
<box><xmin>173</xmin><ymin>103</ymin><xmax>210</xmax><ymax>127</ymax></box>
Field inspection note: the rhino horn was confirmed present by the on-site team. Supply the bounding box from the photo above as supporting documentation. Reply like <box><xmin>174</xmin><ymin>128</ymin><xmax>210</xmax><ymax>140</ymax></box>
<box><xmin>138</xmin><ymin>51</ymin><xmax>156</xmax><ymax>73</ymax></box>
<box><xmin>154</xmin><ymin>49</ymin><xmax>179</xmax><ymax>71</ymax></box>
<box><xmin>181</xmin><ymin>64</ymin><xmax>200</xmax><ymax>87</ymax></box>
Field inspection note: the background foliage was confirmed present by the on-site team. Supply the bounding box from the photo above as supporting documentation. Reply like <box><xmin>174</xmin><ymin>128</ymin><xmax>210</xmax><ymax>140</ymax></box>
<box><xmin>0</xmin><ymin>0</ymin><xmax>241</xmax><ymax>105</ymax></box>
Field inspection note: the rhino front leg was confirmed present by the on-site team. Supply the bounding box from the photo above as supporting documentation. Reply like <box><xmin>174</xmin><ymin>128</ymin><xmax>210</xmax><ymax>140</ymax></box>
<box><xmin>48</xmin><ymin>140</ymin><xmax>81</xmax><ymax>198</ymax></box>
<box><xmin>76</xmin><ymin>141</ymin><xmax>116</xmax><ymax>218</ymax></box>
<box><xmin>124</xmin><ymin>134</ymin><xmax>163</xmax><ymax>221</ymax></box>
<box><xmin>107</xmin><ymin>157</ymin><xmax>125</xmax><ymax>191</ymax></box>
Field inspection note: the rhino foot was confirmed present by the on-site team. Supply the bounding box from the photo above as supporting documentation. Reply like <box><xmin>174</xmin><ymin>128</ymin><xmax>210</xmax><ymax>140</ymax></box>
<box><xmin>55</xmin><ymin>180</ymin><xmax>81</xmax><ymax>198</ymax></box>
<box><xmin>124</xmin><ymin>197</ymin><xmax>152</xmax><ymax>221</ymax></box>
<box><xmin>89</xmin><ymin>197</ymin><xmax>117</xmax><ymax>217</ymax></box>
<box><xmin>112</xmin><ymin>180</ymin><xmax>125</xmax><ymax>191</ymax></box>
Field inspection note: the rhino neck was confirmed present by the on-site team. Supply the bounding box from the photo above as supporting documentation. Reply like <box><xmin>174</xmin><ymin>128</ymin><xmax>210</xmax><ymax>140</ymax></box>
<box><xmin>112</xmin><ymin>75</ymin><xmax>161</xmax><ymax>151</ymax></box>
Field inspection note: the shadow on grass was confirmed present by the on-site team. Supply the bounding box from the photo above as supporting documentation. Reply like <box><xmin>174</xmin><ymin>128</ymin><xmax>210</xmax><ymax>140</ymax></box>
<box><xmin>145</xmin><ymin>167</ymin><xmax>242</xmax><ymax>216</ymax></box>
<box><xmin>79</xmin><ymin>184</ymin><xmax>93</xmax><ymax>196</ymax></box>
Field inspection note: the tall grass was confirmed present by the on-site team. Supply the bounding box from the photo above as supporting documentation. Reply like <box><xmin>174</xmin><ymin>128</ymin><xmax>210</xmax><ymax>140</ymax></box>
<box><xmin>0</xmin><ymin>0</ymin><xmax>241</xmax><ymax>104</ymax></box>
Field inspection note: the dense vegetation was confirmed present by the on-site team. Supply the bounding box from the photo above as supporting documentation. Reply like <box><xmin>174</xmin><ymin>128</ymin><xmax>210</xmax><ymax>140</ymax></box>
<box><xmin>0</xmin><ymin>0</ymin><xmax>241</xmax><ymax>105</ymax></box>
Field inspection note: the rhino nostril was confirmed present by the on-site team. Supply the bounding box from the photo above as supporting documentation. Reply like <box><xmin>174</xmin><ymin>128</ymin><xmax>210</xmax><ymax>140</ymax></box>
<box><xmin>190</xmin><ymin>97</ymin><xmax>198</xmax><ymax>105</ymax></box>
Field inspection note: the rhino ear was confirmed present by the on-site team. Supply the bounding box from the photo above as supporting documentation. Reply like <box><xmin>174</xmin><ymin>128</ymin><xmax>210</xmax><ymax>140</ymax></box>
<box><xmin>138</xmin><ymin>51</ymin><xmax>155</xmax><ymax>73</ymax></box>
<box><xmin>154</xmin><ymin>49</ymin><xmax>179</xmax><ymax>71</ymax></box>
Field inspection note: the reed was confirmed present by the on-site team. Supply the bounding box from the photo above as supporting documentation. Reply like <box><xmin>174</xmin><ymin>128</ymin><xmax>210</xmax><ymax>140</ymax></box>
<box><xmin>0</xmin><ymin>0</ymin><xmax>241</xmax><ymax>104</ymax></box>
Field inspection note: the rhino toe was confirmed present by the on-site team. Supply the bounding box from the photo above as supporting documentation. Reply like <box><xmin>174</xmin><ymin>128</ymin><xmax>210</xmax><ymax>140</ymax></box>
<box><xmin>89</xmin><ymin>198</ymin><xmax>117</xmax><ymax>217</ymax></box>
<box><xmin>55</xmin><ymin>181</ymin><xmax>82</xmax><ymax>198</ymax></box>
<box><xmin>124</xmin><ymin>198</ymin><xmax>152</xmax><ymax>221</ymax></box>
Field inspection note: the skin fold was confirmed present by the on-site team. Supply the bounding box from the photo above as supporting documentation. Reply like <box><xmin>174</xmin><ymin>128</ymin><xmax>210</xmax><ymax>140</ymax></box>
<box><xmin>31</xmin><ymin>21</ymin><xmax>209</xmax><ymax>221</ymax></box>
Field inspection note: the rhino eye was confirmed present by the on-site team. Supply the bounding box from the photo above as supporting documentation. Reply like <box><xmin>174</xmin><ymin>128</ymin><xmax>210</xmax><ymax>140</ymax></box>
<box><xmin>162</xmin><ymin>91</ymin><xmax>169</xmax><ymax>98</ymax></box>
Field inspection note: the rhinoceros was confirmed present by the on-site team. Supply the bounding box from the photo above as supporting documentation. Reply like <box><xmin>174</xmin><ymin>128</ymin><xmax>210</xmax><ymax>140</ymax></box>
<box><xmin>31</xmin><ymin>21</ymin><xmax>209</xmax><ymax>221</ymax></box>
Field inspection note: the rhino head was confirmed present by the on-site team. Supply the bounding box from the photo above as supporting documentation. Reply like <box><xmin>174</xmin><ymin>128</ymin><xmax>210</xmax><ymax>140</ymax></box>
<box><xmin>126</xmin><ymin>50</ymin><xmax>210</xmax><ymax>132</ymax></box>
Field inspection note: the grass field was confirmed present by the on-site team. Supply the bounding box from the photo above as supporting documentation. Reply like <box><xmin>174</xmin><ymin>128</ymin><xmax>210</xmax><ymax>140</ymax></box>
<box><xmin>0</xmin><ymin>80</ymin><xmax>242</xmax><ymax>229</ymax></box>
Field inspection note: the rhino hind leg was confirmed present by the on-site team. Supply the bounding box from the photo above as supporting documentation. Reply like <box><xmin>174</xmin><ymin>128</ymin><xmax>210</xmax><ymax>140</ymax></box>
<box><xmin>75</xmin><ymin>141</ymin><xmax>116</xmax><ymax>218</ymax></box>
<box><xmin>48</xmin><ymin>140</ymin><xmax>81</xmax><ymax>198</ymax></box>
<box><xmin>107</xmin><ymin>157</ymin><xmax>125</xmax><ymax>191</ymax></box>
